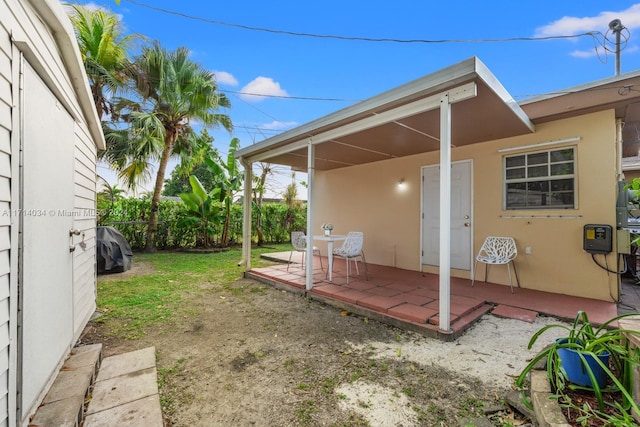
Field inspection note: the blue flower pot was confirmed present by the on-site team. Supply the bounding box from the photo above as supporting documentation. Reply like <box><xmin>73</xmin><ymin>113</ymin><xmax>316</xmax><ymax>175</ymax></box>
<box><xmin>556</xmin><ymin>338</ymin><xmax>610</xmax><ymax>388</ymax></box>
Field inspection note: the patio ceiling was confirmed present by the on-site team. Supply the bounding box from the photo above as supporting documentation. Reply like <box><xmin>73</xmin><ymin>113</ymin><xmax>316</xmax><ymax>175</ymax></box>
<box><xmin>235</xmin><ymin>57</ymin><xmax>535</xmax><ymax>171</ymax></box>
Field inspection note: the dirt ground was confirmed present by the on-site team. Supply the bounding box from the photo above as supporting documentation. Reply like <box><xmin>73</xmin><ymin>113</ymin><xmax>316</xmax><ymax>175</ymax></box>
<box><xmin>81</xmin><ymin>262</ymin><xmax>563</xmax><ymax>426</ymax></box>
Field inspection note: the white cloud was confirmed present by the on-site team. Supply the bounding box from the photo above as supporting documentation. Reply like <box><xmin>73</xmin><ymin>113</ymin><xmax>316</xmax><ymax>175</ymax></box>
<box><xmin>214</xmin><ymin>71</ymin><xmax>238</xmax><ymax>86</ymax></box>
<box><xmin>570</xmin><ymin>43</ymin><xmax>639</xmax><ymax>58</ymax></box>
<box><xmin>240</xmin><ymin>77</ymin><xmax>288</xmax><ymax>102</ymax></box>
<box><xmin>570</xmin><ymin>49</ymin><xmax>599</xmax><ymax>58</ymax></box>
<box><xmin>70</xmin><ymin>2</ymin><xmax>124</xmax><ymax>21</ymax></box>
<box><xmin>261</xmin><ymin>120</ymin><xmax>298</xmax><ymax>131</ymax></box>
<box><xmin>535</xmin><ymin>3</ymin><xmax>640</xmax><ymax>37</ymax></box>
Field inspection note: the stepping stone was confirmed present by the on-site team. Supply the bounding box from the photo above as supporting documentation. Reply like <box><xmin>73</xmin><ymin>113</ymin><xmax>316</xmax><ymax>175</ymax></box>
<box><xmin>84</xmin><ymin>394</ymin><xmax>163</xmax><ymax>427</ymax></box>
<box><xmin>86</xmin><ymin>367</ymin><xmax>159</xmax><ymax>415</ymax></box>
<box><xmin>96</xmin><ymin>346</ymin><xmax>156</xmax><ymax>381</ymax></box>
<box><xmin>31</xmin><ymin>343</ymin><xmax>102</xmax><ymax>426</ymax></box>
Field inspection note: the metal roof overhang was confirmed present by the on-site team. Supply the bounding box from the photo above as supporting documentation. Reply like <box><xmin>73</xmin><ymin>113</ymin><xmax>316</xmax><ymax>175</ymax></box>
<box><xmin>518</xmin><ymin>70</ymin><xmax>640</xmax><ymax>160</ymax></box>
<box><xmin>235</xmin><ymin>57</ymin><xmax>535</xmax><ymax>170</ymax></box>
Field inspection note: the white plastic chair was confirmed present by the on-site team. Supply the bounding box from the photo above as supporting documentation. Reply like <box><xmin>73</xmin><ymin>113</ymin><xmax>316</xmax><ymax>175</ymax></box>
<box><xmin>471</xmin><ymin>236</ymin><xmax>520</xmax><ymax>293</ymax></box>
<box><xmin>331</xmin><ymin>231</ymin><xmax>369</xmax><ymax>284</ymax></box>
<box><xmin>288</xmin><ymin>231</ymin><xmax>323</xmax><ymax>271</ymax></box>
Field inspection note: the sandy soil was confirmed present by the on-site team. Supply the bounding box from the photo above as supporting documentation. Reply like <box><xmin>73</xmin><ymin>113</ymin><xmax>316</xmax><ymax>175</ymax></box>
<box><xmin>85</xmin><ymin>264</ymin><xmax>566</xmax><ymax>426</ymax></box>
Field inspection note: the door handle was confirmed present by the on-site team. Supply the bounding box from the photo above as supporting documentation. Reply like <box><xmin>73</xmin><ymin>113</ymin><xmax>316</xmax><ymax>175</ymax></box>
<box><xmin>464</xmin><ymin>215</ymin><xmax>470</xmax><ymax>219</ymax></box>
<box><xmin>464</xmin><ymin>222</ymin><xmax>471</xmax><ymax>227</ymax></box>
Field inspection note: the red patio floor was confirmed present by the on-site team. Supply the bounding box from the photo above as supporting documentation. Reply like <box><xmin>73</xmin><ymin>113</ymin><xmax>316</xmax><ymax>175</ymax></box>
<box><xmin>247</xmin><ymin>252</ymin><xmax>620</xmax><ymax>341</ymax></box>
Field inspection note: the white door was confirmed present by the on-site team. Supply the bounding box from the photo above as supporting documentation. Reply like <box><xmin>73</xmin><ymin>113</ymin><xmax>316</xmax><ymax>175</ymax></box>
<box><xmin>19</xmin><ymin>61</ymin><xmax>75</xmax><ymax>419</ymax></box>
<box><xmin>422</xmin><ymin>161</ymin><xmax>472</xmax><ymax>270</ymax></box>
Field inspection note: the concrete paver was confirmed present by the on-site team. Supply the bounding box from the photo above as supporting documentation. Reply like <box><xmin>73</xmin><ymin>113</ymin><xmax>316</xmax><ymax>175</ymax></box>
<box><xmin>30</xmin><ymin>343</ymin><xmax>102</xmax><ymax>427</ymax></box>
<box><xmin>87</xmin><ymin>367</ymin><xmax>159</xmax><ymax>414</ymax></box>
<box><xmin>84</xmin><ymin>394</ymin><xmax>163</xmax><ymax>427</ymax></box>
<box><xmin>30</xmin><ymin>395</ymin><xmax>85</xmax><ymax>427</ymax></box>
<box><xmin>85</xmin><ymin>346</ymin><xmax>163</xmax><ymax>427</ymax></box>
<box><xmin>43</xmin><ymin>365</ymin><xmax>96</xmax><ymax>404</ymax></box>
<box><xmin>95</xmin><ymin>346</ymin><xmax>156</xmax><ymax>381</ymax></box>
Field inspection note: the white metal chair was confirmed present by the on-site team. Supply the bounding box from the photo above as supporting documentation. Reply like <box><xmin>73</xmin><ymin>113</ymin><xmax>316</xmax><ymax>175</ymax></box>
<box><xmin>471</xmin><ymin>236</ymin><xmax>520</xmax><ymax>293</ymax></box>
<box><xmin>331</xmin><ymin>231</ymin><xmax>369</xmax><ymax>284</ymax></box>
<box><xmin>288</xmin><ymin>231</ymin><xmax>323</xmax><ymax>271</ymax></box>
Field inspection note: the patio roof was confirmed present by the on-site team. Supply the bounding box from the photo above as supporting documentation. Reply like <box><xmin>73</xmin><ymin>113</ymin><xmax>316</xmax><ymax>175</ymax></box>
<box><xmin>235</xmin><ymin>59</ymin><xmax>640</xmax><ymax>169</ymax></box>
<box><xmin>235</xmin><ymin>56</ymin><xmax>535</xmax><ymax>170</ymax></box>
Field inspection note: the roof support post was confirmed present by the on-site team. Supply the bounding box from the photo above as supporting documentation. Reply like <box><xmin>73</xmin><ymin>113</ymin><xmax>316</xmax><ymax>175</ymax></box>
<box><xmin>438</xmin><ymin>93</ymin><xmax>452</xmax><ymax>332</ymax></box>
<box><xmin>241</xmin><ymin>158</ymin><xmax>253</xmax><ymax>270</ymax></box>
<box><xmin>305</xmin><ymin>139</ymin><xmax>315</xmax><ymax>290</ymax></box>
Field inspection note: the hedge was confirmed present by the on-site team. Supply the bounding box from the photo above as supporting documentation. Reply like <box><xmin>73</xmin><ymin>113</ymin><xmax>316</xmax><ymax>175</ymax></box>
<box><xmin>100</xmin><ymin>198</ymin><xmax>306</xmax><ymax>250</ymax></box>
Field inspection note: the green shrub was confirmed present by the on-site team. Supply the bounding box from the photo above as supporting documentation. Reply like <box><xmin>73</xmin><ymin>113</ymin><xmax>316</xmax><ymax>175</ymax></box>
<box><xmin>100</xmin><ymin>197</ymin><xmax>306</xmax><ymax>249</ymax></box>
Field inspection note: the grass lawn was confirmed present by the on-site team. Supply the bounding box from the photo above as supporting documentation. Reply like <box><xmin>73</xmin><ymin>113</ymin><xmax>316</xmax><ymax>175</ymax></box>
<box><xmin>95</xmin><ymin>244</ymin><xmax>290</xmax><ymax>339</ymax></box>
<box><xmin>89</xmin><ymin>243</ymin><xmax>514</xmax><ymax>426</ymax></box>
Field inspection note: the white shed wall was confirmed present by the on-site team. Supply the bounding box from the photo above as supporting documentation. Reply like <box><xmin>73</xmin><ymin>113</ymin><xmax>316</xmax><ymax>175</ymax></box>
<box><xmin>0</xmin><ymin>0</ymin><xmax>101</xmax><ymax>425</ymax></box>
<box><xmin>0</xmin><ymin>16</ymin><xmax>12</xmax><ymax>427</ymax></box>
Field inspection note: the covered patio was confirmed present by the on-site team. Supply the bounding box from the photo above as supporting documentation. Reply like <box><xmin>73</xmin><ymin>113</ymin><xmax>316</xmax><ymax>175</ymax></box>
<box><xmin>248</xmin><ymin>252</ymin><xmax>618</xmax><ymax>341</ymax></box>
<box><xmin>236</xmin><ymin>57</ymin><xmax>537</xmax><ymax>333</ymax></box>
<box><xmin>236</xmin><ymin>57</ymin><xmax>640</xmax><ymax>336</ymax></box>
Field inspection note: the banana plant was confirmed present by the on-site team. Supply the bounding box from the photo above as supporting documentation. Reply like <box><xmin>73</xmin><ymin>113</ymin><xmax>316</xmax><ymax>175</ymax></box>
<box><xmin>178</xmin><ymin>175</ymin><xmax>223</xmax><ymax>248</ymax></box>
<box><xmin>205</xmin><ymin>137</ymin><xmax>242</xmax><ymax>247</ymax></box>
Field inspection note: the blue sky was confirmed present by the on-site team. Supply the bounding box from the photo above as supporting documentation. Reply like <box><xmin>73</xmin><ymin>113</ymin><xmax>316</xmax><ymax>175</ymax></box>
<box><xmin>77</xmin><ymin>0</ymin><xmax>640</xmax><ymax>196</ymax></box>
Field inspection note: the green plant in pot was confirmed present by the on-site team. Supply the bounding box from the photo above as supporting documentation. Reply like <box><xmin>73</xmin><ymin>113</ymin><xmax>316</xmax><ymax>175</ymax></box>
<box><xmin>516</xmin><ymin>311</ymin><xmax>640</xmax><ymax>420</ymax></box>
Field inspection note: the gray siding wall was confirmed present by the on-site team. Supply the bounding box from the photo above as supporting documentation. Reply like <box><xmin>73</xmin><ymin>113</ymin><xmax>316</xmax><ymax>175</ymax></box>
<box><xmin>0</xmin><ymin>0</ymin><xmax>99</xmax><ymax>424</ymax></box>
<box><xmin>0</xmin><ymin>15</ymin><xmax>12</xmax><ymax>427</ymax></box>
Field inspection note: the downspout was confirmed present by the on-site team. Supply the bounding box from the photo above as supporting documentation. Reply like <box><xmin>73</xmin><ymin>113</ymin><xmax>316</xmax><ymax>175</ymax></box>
<box><xmin>305</xmin><ymin>139</ymin><xmax>315</xmax><ymax>290</ymax></box>
<box><xmin>616</xmin><ymin>118</ymin><xmax>624</xmax><ymax>181</ymax></box>
<box><xmin>14</xmin><ymin>49</ymin><xmax>27</xmax><ymax>427</ymax></box>
<box><xmin>615</xmin><ymin>118</ymin><xmax>625</xmax><ymax>303</ymax></box>
<box><xmin>239</xmin><ymin>158</ymin><xmax>253</xmax><ymax>269</ymax></box>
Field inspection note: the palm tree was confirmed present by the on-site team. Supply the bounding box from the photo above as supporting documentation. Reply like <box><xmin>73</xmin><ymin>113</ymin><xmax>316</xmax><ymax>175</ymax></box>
<box><xmin>67</xmin><ymin>4</ymin><xmax>138</xmax><ymax>120</ymax></box>
<box><xmin>128</xmin><ymin>42</ymin><xmax>232</xmax><ymax>252</ymax></box>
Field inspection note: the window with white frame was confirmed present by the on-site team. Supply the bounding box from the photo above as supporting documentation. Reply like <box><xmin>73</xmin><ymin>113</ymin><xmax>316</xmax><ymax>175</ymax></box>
<box><xmin>504</xmin><ymin>147</ymin><xmax>575</xmax><ymax>210</ymax></box>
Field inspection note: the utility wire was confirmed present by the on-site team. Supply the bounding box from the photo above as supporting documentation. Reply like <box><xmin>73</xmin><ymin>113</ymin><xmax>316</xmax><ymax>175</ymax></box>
<box><xmin>221</xmin><ymin>89</ymin><xmax>359</xmax><ymax>102</ymax></box>
<box><xmin>122</xmin><ymin>0</ymin><xmax>603</xmax><ymax>44</ymax></box>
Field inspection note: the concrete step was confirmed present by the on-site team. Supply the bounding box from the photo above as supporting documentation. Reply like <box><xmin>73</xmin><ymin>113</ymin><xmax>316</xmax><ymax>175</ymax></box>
<box><xmin>84</xmin><ymin>346</ymin><xmax>163</xmax><ymax>427</ymax></box>
<box><xmin>30</xmin><ymin>343</ymin><xmax>103</xmax><ymax>427</ymax></box>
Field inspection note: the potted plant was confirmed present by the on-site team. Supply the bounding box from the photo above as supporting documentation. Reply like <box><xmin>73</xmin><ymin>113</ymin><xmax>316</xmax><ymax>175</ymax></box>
<box><xmin>516</xmin><ymin>311</ymin><xmax>640</xmax><ymax>416</ymax></box>
<box><xmin>321</xmin><ymin>223</ymin><xmax>334</xmax><ymax>236</ymax></box>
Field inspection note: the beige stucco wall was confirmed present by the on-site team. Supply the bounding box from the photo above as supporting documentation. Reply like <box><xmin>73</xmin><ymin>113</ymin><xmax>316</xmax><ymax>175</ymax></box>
<box><xmin>313</xmin><ymin>110</ymin><xmax>619</xmax><ymax>301</ymax></box>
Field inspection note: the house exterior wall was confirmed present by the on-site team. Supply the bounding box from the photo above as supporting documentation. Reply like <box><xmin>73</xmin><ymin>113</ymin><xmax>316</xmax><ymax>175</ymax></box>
<box><xmin>0</xmin><ymin>0</ymin><xmax>100</xmax><ymax>425</ymax></box>
<box><xmin>314</xmin><ymin>110</ymin><xmax>618</xmax><ymax>302</ymax></box>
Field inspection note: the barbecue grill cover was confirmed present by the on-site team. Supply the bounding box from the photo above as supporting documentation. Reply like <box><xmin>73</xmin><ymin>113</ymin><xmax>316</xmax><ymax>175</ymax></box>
<box><xmin>97</xmin><ymin>226</ymin><xmax>133</xmax><ymax>274</ymax></box>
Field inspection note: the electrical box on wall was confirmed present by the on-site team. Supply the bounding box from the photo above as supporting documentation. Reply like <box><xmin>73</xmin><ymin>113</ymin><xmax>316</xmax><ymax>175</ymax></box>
<box><xmin>617</xmin><ymin>229</ymin><xmax>632</xmax><ymax>254</ymax></box>
<box><xmin>583</xmin><ymin>224</ymin><xmax>613</xmax><ymax>254</ymax></box>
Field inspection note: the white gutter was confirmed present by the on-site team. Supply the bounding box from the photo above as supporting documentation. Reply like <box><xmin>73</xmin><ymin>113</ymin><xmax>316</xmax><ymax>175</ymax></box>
<box><xmin>26</xmin><ymin>0</ymin><xmax>106</xmax><ymax>150</ymax></box>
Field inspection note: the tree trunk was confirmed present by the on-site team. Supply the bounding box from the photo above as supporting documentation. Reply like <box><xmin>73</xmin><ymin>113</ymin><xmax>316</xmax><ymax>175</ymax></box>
<box><xmin>221</xmin><ymin>208</ymin><xmax>231</xmax><ymax>247</ymax></box>
<box><xmin>145</xmin><ymin>134</ymin><xmax>175</xmax><ymax>252</ymax></box>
